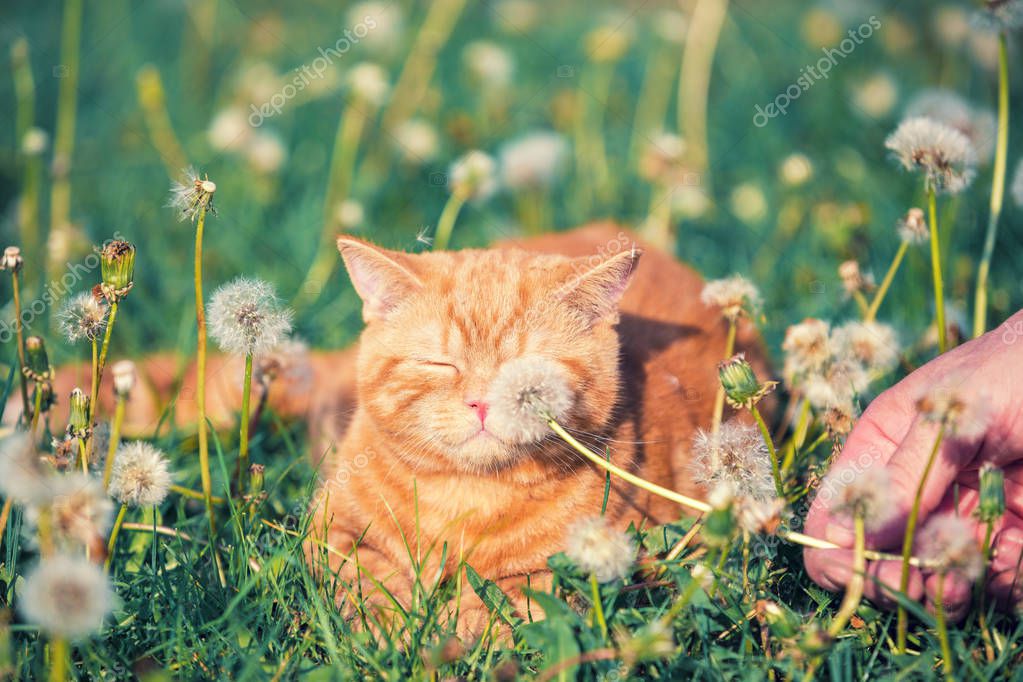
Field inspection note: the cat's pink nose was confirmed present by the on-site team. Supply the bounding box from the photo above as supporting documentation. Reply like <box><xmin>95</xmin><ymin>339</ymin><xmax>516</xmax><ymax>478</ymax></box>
<box><xmin>465</xmin><ymin>399</ymin><xmax>489</xmax><ymax>425</ymax></box>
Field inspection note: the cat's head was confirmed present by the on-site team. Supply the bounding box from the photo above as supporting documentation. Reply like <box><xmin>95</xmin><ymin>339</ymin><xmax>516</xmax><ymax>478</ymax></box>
<box><xmin>337</xmin><ymin>237</ymin><xmax>639</xmax><ymax>474</ymax></box>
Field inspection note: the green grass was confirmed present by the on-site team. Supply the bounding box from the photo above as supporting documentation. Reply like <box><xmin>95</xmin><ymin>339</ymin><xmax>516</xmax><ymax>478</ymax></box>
<box><xmin>1</xmin><ymin>0</ymin><xmax>1022</xmax><ymax>679</ymax></box>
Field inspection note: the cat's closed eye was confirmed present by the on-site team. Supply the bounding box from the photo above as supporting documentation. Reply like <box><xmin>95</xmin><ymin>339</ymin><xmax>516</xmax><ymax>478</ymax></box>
<box><xmin>416</xmin><ymin>359</ymin><xmax>460</xmax><ymax>374</ymax></box>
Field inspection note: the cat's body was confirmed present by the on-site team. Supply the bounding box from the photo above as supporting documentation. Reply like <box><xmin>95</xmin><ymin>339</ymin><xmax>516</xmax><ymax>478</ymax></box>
<box><xmin>40</xmin><ymin>223</ymin><xmax>767</xmax><ymax>635</ymax></box>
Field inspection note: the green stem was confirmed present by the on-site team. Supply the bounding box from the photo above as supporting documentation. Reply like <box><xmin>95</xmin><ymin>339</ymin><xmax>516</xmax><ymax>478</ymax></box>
<box><xmin>89</xmin><ymin>302</ymin><xmax>119</xmax><ymax>426</ymax></box>
<box><xmin>928</xmin><ymin>186</ymin><xmax>947</xmax><ymax>354</ymax></box>
<box><xmin>897</xmin><ymin>422</ymin><xmax>946</xmax><ymax>652</ymax></box>
<box><xmin>102</xmin><ymin>395</ymin><xmax>126</xmax><ymax>489</ymax></box>
<box><xmin>104</xmin><ymin>503</ymin><xmax>127</xmax><ymax>571</ymax></box>
<box><xmin>711</xmin><ymin>319</ymin><xmax>737</xmax><ymax>437</ymax></box>
<box><xmin>752</xmin><ymin>405</ymin><xmax>783</xmax><ymax>497</ymax></box>
<box><xmin>170</xmin><ymin>484</ymin><xmax>225</xmax><ymax>505</ymax></box>
<box><xmin>934</xmin><ymin>573</ymin><xmax>954</xmax><ymax>680</ymax></box>
<box><xmin>30</xmin><ymin>383</ymin><xmax>42</xmax><ymax>436</ymax></box>
<box><xmin>10</xmin><ymin>270</ymin><xmax>30</xmax><ymax>424</ymax></box>
<box><xmin>973</xmin><ymin>33</ymin><xmax>1010</xmax><ymax>339</ymax></box>
<box><xmin>828</xmin><ymin>514</ymin><xmax>866</xmax><ymax>636</ymax></box>
<box><xmin>865</xmin><ymin>241</ymin><xmax>909</xmax><ymax>322</ymax></box>
<box><xmin>193</xmin><ymin>206</ymin><xmax>218</xmax><ymax>551</ymax></box>
<box><xmin>48</xmin><ymin>637</ymin><xmax>67</xmax><ymax>682</ymax></box>
<box><xmin>77</xmin><ymin>436</ymin><xmax>88</xmax><ymax>474</ymax></box>
<box><xmin>432</xmin><ymin>193</ymin><xmax>467</xmax><ymax>251</ymax></box>
<box><xmin>589</xmin><ymin>574</ymin><xmax>608</xmax><ymax>639</ymax></box>
<box><xmin>236</xmin><ymin>354</ymin><xmax>253</xmax><ymax>492</ymax></box>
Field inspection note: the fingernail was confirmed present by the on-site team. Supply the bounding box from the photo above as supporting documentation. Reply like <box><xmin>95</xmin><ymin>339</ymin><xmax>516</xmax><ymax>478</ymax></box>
<box><xmin>825</xmin><ymin>522</ymin><xmax>854</xmax><ymax>546</ymax></box>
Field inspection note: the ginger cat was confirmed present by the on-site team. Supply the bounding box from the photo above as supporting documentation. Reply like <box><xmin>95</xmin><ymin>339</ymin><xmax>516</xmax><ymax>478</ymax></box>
<box><xmin>42</xmin><ymin>223</ymin><xmax>766</xmax><ymax>636</ymax></box>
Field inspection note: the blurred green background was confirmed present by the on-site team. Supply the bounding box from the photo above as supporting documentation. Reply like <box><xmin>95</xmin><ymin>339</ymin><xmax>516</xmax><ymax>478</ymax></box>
<box><xmin>0</xmin><ymin>0</ymin><xmax>1019</xmax><ymax>368</ymax></box>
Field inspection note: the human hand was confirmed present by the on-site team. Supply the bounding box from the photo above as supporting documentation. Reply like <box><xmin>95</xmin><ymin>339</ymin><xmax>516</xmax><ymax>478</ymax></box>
<box><xmin>804</xmin><ymin>309</ymin><xmax>1023</xmax><ymax>619</ymax></box>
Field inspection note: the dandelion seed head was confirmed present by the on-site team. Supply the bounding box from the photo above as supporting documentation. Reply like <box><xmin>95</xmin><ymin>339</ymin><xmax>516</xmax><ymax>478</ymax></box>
<box><xmin>782</xmin><ymin>318</ymin><xmax>831</xmax><ymax>383</ymax></box>
<box><xmin>916</xmin><ymin>379</ymin><xmax>990</xmax><ymax>441</ymax></box>
<box><xmin>336</xmin><ymin>199</ymin><xmax>365</xmax><ymax>230</ymax></box>
<box><xmin>448</xmin><ymin>150</ymin><xmax>498</xmax><ymax>202</ymax></box>
<box><xmin>111</xmin><ymin>360</ymin><xmax>136</xmax><ymax>398</ymax></box>
<box><xmin>972</xmin><ymin>0</ymin><xmax>1023</xmax><ymax>31</ymax></box>
<box><xmin>824</xmin><ymin>464</ymin><xmax>896</xmax><ymax>530</ymax></box>
<box><xmin>207</xmin><ymin>107</ymin><xmax>251</xmax><ymax>152</ymax></box>
<box><xmin>690</xmin><ymin>420</ymin><xmax>775</xmax><ymax>502</ymax></box>
<box><xmin>564</xmin><ymin>516</ymin><xmax>637</xmax><ymax>583</ymax></box>
<box><xmin>168</xmin><ymin>168</ymin><xmax>217</xmax><ymax>221</ymax></box>
<box><xmin>918</xmin><ymin>514</ymin><xmax>984</xmax><ymax>580</ymax></box>
<box><xmin>27</xmin><ymin>474</ymin><xmax>113</xmax><ymax>549</ymax></box>
<box><xmin>700</xmin><ymin>276</ymin><xmax>760</xmax><ymax>322</ymax></box>
<box><xmin>107</xmin><ymin>441</ymin><xmax>172</xmax><ymax>507</ymax></box>
<box><xmin>348</xmin><ymin>2</ymin><xmax>404</xmax><ymax>51</ymax></box>
<box><xmin>208</xmin><ymin>277</ymin><xmax>293</xmax><ymax>357</ymax></box>
<box><xmin>838</xmin><ymin>260</ymin><xmax>867</xmax><ymax>295</ymax></box>
<box><xmin>393</xmin><ymin>118</ymin><xmax>440</xmax><ymax>165</ymax></box>
<box><xmin>779</xmin><ymin>153</ymin><xmax>813</xmax><ymax>186</ymax></box>
<box><xmin>499</xmin><ymin>131</ymin><xmax>569</xmax><ymax>190</ymax></box>
<box><xmin>831</xmin><ymin>321</ymin><xmax>900</xmax><ymax>375</ymax></box>
<box><xmin>905</xmin><ymin>88</ymin><xmax>997</xmax><ymax>164</ymax></box>
<box><xmin>1</xmin><ymin>246</ymin><xmax>23</xmax><ymax>272</ymax></box>
<box><xmin>0</xmin><ymin>434</ymin><xmax>52</xmax><ymax>507</ymax></box>
<box><xmin>254</xmin><ymin>337</ymin><xmax>311</xmax><ymax>391</ymax></box>
<box><xmin>885</xmin><ymin>116</ymin><xmax>977</xmax><ymax>194</ymax></box>
<box><xmin>897</xmin><ymin>207</ymin><xmax>929</xmax><ymax>244</ymax></box>
<box><xmin>486</xmin><ymin>356</ymin><xmax>573</xmax><ymax>442</ymax></box>
<box><xmin>245</xmin><ymin>129</ymin><xmax>288</xmax><ymax>174</ymax></box>
<box><xmin>463</xmin><ymin>41</ymin><xmax>515</xmax><ymax>87</ymax></box>
<box><xmin>346</xmin><ymin>62</ymin><xmax>390</xmax><ymax>106</ymax></box>
<box><xmin>736</xmin><ymin>496</ymin><xmax>786</xmax><ymax>534</ymax></box>
<box><xmin>21</xmin><ymin>127</ymin><xmax>49</xmax><ymax>156</ymax></box>
<box><xmin>19</xmin><ymin>553</ymin><xmax>114</xmax><ymax>639</ymax></box>
<box><xmin>802</xmin><ymin>357</ymin><xmax>870</xmax><ymax>411</ymax></box>
<box><xmin>57</xmin><ymin>292</ymin><xmax>108</xmax><ymax>344</ymax></box>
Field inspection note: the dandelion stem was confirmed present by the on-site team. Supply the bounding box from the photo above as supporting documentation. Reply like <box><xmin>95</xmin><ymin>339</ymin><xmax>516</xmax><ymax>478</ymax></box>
<box><xmin>0</xmin><ymin>498</ymin><xmax>12</xmax><ymax>551</ymax></box>
<box><xmin>11</xmin><ymin>39</ymin><xmax>42</xmax><ymax>278</ymax></box>
<box><xmin>237</xmin><ymin>353</ymin><xmax>253</xmax><ymax>493</ymax></box>
<box><xmin>589</xmin><ymin>574</ymin><xmax>608</xmax><ymax>639</ymax></box>
<box><xmin>90</xmin><ymin>302</ymin><xmax>119</xmax><ymax>426</ymax></box>
<box><xmin>828</xmin><ymin>514</ymin><xmax>866</xmax><ymax>636</ymax></box>
<box><xmin>104</xmin><ymin>503</ymin><xmax>128</xmax><ymax>572</ymax></box>
<box><xmin>973</xmin><ymin>33</ymin><xmax>1010</xmax><ymax>339</ymax></box>
<box><xmin>927</xmin><ymin>186</ymin><xmax>947</xmax><ymax>354</ymax></box>
<box><xmin>30</xmin><ymin>384</ymin><xmax>43</xmax><ymax>437</ymax></box>
<box><xmin>933</xmin><ymin>572</ymin><xmax>954</xmax><ymax>679</ymax></box>
<box><xmin>48</xmin><ymin>637</ymin><xmax>67</xmax><ymax>682</ymax></box>
<box><xmin>678</xmin><ymin>0</ymin><xmax>729</xmax><ymax>177</ymax></box>
<box><xmin>102</xmin><ymin>394</ymin><xmax>126</xmax><ymax>489</ymax></box>
<box><xmin>897</xmin><ymin>422</ymin><xmax>946</xmax><ymax>652</ymax></box>
<box><xmin>432</xmin><ymin>193</ymin><xmax>467</xmax><ymax>251</ymax></box>
<box><xmin>193</xmin><ymin>205</ymin><xmax>220</xmax><ymax>571</ymax></box>
<box><xmin>751</xmin><ymin>405</ymin><xmax>783</xmax><ymax>497</ymax></box>
<box><xmin>77</xmin><ymin>436</ymin><xmax>88</xmax><ymax>475</ymax></box>
<box><xmin>170</xmin><ymin>484</ymin><xmax>225</xmax><ymax>505</ymax></box>
<box><xmin>9</xmin><ymin>268</ymin><xmax>30</xmax><ymax>424</ymax></box>
<box><xmin>865</xmin><ymin>241</ymin><xmax>909</xmax><ymax>322</ymax></box>
<box><xmin>548</xmin><ymin>416</ymin><xmax>926</xmax><ymax>565</ymax></box>
<box><xmin>710</xmin><ymin>319</ymin><xmax>737</xmax><ymax>437</ymax></box>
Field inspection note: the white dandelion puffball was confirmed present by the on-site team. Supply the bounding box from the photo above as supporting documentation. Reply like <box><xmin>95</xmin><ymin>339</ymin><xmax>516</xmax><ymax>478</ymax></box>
<box><xmin>917</xmin><ymin>514</ymin><xmax>984</xmax><ymax>581</ymax></box>
<box><xmin>58</xmin><ymin>292</ymin><xmax>108</xmax><ymax>344</ymax></box>
<box><xmin>346</xmin><ymin>62</ymin><xmax>390</xmax><ymax>106</ymax></box>
<box><xmin>690</xmin><ymin>420</ymin><xmax>775</xmax><ymax>502</ymax></box>
<box><xmin>701</xmin><ymin>276</ymin><xmax>761</xmax><ymax>321</ymax></box>
<box><xmin>393</xmin><ymin>118</ymin><xmax>440</xmax><ymax>165</ymax></box>
<box><xmin>207</xmin><ymin>107</ymin><xmax>251</xmax><ymax>152</ymax></box>
<box><xmin>107</xmin><ymin>441</ymin><xmax>172</xmax><ymax>507</ymax></box>
<box><xmin>245</xmin><ymin>129</ymin><xmax>288</xmax><ymax>174</ymax></box>
<box><xmin>830</xmin><ymin>321</ymin><xmax>900</xmax><ymax>375</ymax></box>
<box><xmin>463</xmin><ymin>41</ymin><xmax>515</xmax><ymax>87</ymax></box>
<box><xmin>208</xmin><ymin>277</ymin><xmax>293</xmax><ymax>356</ymax></box>
<box><xmin>448</xmin><ymin>150</ymin><xmax>498</xmax><ymax>202</ymax></box>
<box><xmin>499</xmin><ymin>131</ymin><xmax>569</xmax><ymax>190</ymax></box>
<box><xmin>29</xmin><ymin>473</ymin><xmax>114</xmax><ymax>548</ymax></box>
<box><xmin>19</xmin><ymin>553</ymin><xmax>114</xmax><ymax>639</ymax></box>
<box><xmin>823</xmin><ymin>464</ymin><xmax>896</xmax><ymax>531</ymax></box>
<box><xmin>565</xmin><ymin>516</ymin><xmax>637</xmax><ymax>583</ymax></box>
<box><xmin>0</xmin><ymin>434</ymin><xmax>53</xmax><ymax>507</ymax></box>
<box><xmin>905</xmin><ymin>88</ymin><xmax>997</xmax><ymax>165</ymax></box>
<box><xmin>486</xmin><ymin>356</ymin><xmax>573</xmax><ymax>442</ymax></box>
<box><xmin>885</xmin><ymin>116</ymin><xmax>977</xmax><ymax>194</ymax></box>
<box><xmin>347</xmin><ymin>2</ymin><xmax>404</xmax><ymax>51</ymax></box>
<box><xmin>782</xmin><ymin>318</ymin><xmax>831</xmax><ymax>382</ymax></box>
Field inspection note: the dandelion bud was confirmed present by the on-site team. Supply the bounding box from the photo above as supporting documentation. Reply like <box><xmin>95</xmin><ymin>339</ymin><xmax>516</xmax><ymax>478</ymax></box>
<box><xmin>99</xmin><ymin>240</ymin><xmax>136</xmax><ymax>302</ymax></box>
<box><xmin>564</xmin><ymin>516</ymin><xmax>637</xmax><ymax>583</ymax></box>
<box><xmin>718</xmin><ymin>353</ymin><xmax>776</xmax><ymax>409</ymax></box>
<box><xmin>798</xmin><ymin>625</ymin><xmax>832</xmax><ymax>657</ymax></box>
<box><xmin>19</xmin><ymin>554</ymin><xmax>114</xmax><ymax>639</ymax></box>
<box><xmin>111</xmin><ymin>360</ymin><xmax>137</xmax><ymax>398</ymax></box>
<box><xmin>23</xmin><ymin>336</ymin><xmax>53</xmax><ymax>383</ymax></box>
<box><xmin>448</xmin><ymin>150</ymin><xmax>498</xmax><ymax>202</ymax></box>
<box><xmin>759</xmin><ymin>600</ymin><xmax>799</xmax><ymax>639</ymax></box>
<box><xmin>1</xmin><ymin>246</ymin><xmax>23</xmax><ymax>272</ymax></box>
<box><xmin>896</xmin><ymin>207</ymin><xmax>929</xmax><ymax>244</ymax></box>
<box><xmin>108</xmin><ymin>442</ymin><xmax>172</xmax><ymax>507</ymax></box>
<box><xmin>977</xmin><ymin>463</ymin><xmax>1006</xmax><ymax>523</ymax></box>
<box><xmin>68</xmin><ymin>388</ymin><xmax>91</xmax><ymax>438</ymax></box>
<box><xmin>249</xmin><ymin>463</ymin><xmax>265</xmax><ymax>498</ymax></box>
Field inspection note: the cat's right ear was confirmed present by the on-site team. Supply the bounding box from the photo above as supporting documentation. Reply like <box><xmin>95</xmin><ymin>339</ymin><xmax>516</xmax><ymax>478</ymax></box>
<box><xmin>336</xmin><ymin>237</ymin><xmax>423</xmax><ymax>323</ymax></box>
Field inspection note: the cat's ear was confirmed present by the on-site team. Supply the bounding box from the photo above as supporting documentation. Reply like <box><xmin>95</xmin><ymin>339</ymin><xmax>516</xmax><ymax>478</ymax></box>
<box><xmin>558</xmin><ymin>246</ymin><xmax>641</xmax><ymax>324</ymax></box>
<box><xmin>337</xmin><ymin>237</ymin><xmax>423</xmax><ymax>322</ymax></box>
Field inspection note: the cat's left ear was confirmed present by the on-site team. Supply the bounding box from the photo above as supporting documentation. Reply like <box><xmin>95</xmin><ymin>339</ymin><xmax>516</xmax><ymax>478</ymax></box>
<box><xmin>337</xmin><ymin>237</ymin><xmax>424</xmax><ymax>322</ymax></box>
<box><xmin>558</xmin><ymin>246</ymin><xmax>641</xmax><ymax>324</ymax></box>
